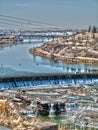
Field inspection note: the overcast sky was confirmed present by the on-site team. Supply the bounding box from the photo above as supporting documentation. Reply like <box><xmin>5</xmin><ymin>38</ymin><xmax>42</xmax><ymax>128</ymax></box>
<box><xmin>0</xmin><ymin>0</ymin><xmax>98</xmax><ymax>28</ymax></box>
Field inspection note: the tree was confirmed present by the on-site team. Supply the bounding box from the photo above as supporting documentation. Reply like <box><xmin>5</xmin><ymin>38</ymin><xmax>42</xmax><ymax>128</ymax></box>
<box><xmin>92</xmin><ymin>26</ymin><xmax>97</xmax><ymax>33</ymax></box>
<box><xmin>88</xmin><ymin>25</ymin><xmax>91</xmax><ymax>32</ymax></box>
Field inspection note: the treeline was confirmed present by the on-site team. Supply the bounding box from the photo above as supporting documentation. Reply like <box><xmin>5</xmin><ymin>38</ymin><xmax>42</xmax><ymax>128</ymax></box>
<box><xmin>88</xmin><ymin>25</ymin><xmax>97</xmax><ymax>33</ymax></box>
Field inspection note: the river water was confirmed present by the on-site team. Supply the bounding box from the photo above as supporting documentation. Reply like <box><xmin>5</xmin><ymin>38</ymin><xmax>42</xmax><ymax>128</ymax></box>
<box><xmin>0</xmin><ymin>38</ymin><xmax>98</xmax><ymax>76</ymax></box>
<box><xmin>0</xmin><ymin>39</ymin><xmax>98</xmax><ymax>130</ymax></box>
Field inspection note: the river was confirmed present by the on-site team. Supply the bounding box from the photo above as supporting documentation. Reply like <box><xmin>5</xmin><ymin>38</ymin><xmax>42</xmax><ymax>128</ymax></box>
<box><xmin>0</xmin><ymin>38</ymin><xmax>98</xmax><ymax>76</ymax></box>
<box><xmin>0</xmin><ymin>39</ymin><xmax>98</xmax><ymax>130</ymax></box>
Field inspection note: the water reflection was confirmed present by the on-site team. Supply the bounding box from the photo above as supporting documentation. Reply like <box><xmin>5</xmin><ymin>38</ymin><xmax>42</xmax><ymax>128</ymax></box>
<box><xmin>0</xmin><ymin>39</ymin><xmax>98</xmax><ymax>75</ymax></box>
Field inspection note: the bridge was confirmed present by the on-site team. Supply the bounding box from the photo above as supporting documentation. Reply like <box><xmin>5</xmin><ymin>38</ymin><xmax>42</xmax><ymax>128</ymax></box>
<box><xmin>17</xmin><ymin>29</ymin><xmax>79</xmax><ymax>42</ymax></box>
<box><xmin>20</xmin><ymin>34</ymin><xmax>66</xmax><ymax>41</ymax></box>
<box><xmin>0</xmin><ymin>29</ymin><xmax>77</xmax><ymax>42</ymax></box>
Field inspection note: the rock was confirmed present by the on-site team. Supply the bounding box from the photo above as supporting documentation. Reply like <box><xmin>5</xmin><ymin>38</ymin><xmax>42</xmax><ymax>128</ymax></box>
<box><xmin>34</xmin><ymin>121</ymin><xmax>58</xmax><ymax>130</ymax></box>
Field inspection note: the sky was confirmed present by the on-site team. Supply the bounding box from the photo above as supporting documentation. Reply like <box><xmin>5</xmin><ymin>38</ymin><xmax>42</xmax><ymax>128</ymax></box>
<box><xmin>0</xmin><ymin>0</ymin><xmax>98</xmax><ymax>28</ymax></box>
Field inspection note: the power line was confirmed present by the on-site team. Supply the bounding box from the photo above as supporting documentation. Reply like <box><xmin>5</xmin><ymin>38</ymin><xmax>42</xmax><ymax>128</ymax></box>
<box><xmin>0</xmin><ymin>17</ymin><xmax>47</xmax><ymax>27</ymax></box>
<box><xmin>0</xmin><ymin>17</ymin><xmax>46</xmax><ymax>27</ymax></box>
<box><xmin>0</xmin><ymin>14</ymin><xmax>62</xmax><ymax>28</ymax></box>
<box><xmin>0</xmin><ymin>23</ymin><xmax>24</xmax><ymax>29</ymax></box>
<box><xmin>0</xmin><ymin>21</ymin><xmax>34</xmax><ymax>30</ymax></box>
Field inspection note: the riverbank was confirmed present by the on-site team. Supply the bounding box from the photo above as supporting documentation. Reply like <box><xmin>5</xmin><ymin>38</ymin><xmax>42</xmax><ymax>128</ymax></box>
<box><xmin>30</xmin><ymin>32</ymin><xmax>98</xmax><ymax>65</ymax></box>
<box><xmin>0</xmin><ymin>86</ymin><xmax>98</xmax><ymax>129</ymax></box>
<box><xmin>0</xmin><ymin>36</ymin><xmax>23</xmax><ymax>45</ymax></box>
